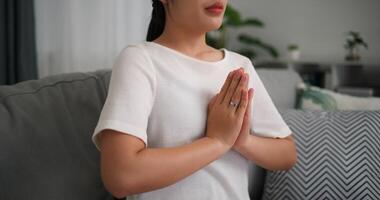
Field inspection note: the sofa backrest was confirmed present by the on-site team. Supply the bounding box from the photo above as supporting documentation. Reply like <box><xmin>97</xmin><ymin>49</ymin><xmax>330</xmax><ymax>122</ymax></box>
<box><xmin>0</xmin><ymin>69</ymin><xmax>114</xmax><ymax>200</ymax></box>
<box><xmin>256</xmin><ymin>68</ymin><xmax>303</xmax><ymax>110</ymax></box>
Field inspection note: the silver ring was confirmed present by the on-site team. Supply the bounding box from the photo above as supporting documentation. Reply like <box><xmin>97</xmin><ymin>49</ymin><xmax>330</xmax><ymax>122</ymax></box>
<box><xmin>229</xmin><ymin>100</ymin><xmax>239</xmax><ymax>108</ymax></box>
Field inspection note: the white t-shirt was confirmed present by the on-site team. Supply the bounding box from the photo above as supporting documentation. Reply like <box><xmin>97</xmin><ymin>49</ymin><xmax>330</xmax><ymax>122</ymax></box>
<box><xmin>92</xmin><ymin>41</ymin><xmax>292</xmax><ymax>200</ymax></box>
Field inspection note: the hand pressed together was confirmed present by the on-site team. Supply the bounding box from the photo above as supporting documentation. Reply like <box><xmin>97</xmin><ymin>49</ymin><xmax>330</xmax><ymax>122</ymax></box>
<box><xmin>205</xmin><ymin>67</ymin><xmax>254</xmax><ymax>151</ymax></box>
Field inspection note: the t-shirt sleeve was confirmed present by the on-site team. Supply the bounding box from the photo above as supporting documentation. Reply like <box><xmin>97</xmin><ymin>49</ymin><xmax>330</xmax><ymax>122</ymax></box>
<box><xmin>92</xmin><ymin>44</ymin><xmax>156</xmax><ymax>151</ymax></box>
<box><xmin>245</xmin><ymin>59</ymin><xmax>292</xmax><ymax>138</ymax></box>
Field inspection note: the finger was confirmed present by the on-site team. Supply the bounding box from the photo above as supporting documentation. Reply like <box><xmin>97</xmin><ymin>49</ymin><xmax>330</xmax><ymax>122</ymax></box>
<box><xmin>230</xmin><ymin>72</ymin><xmax>248</xmax><ymax>109</ymax></box>
<box><xmin>217</xmin><ymin>68</ymin><xmax>240</xmax><ymax>104</ymax></box>
<box><xmin>249</xmin><ymin>88</ymin><xmax>254</xmax><ymax>102</ymax></box>
<box><xmin>211</xmin><ymin>93</ymin><xmax>218</xmax><ymax>105</ymax></box>
<box><xmin>208</xmin><ymin>93</ymin><xmax>219</xmax><ymax>112</ymax></box>
<box><xmin>245</xmin><ymin>73</ymin><xmax>249</xmax><ymax>89</ymax></box>
<box><xmin>223</xmin><ymin>69</ymin><xmax>243</xmax><ymax>106</ymax></box>
<box><xmin>236</xmin><ymin>89</ymin><xmax>248</xmax><ymax>116</ymax></box>
<box><xmin>246</xmin><ymin>88</ymin><xmax>254</xmax><ymax>119</ymax></box>
<box><xmin>241</xmin><ymin>88</ymin><xmax>254</xmax><ymax>130</ymax></box>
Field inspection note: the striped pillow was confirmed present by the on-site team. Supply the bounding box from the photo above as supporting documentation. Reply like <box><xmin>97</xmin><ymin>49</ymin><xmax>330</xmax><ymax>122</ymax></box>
<box><xmin>262</xmin><ymin>110</ymin><xmax>380</xmax><ymax>200</ymax></box>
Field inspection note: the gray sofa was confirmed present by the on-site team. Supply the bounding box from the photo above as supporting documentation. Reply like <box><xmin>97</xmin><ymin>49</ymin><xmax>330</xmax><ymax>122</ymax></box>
<box><xmin>249</xmin><ymin>68</ymin><xmax>303</xmax><ymax>200</ymax></box>
<box><xmin>0</xmin><ymin>69</ymin><xmax>116</xmax><ymax>200</ymax></box>
<box><xmin>1</xmin><ymin>68</ymin><xmax>378</xmax><ymax>200</ymax></box>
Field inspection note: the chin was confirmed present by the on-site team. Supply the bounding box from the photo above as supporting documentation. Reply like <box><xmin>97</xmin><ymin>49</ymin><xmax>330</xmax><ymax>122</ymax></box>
<box><xmin>203</xmin><ymin>19</ymin><xmax>223</xmax><ymax>31</ymax></box>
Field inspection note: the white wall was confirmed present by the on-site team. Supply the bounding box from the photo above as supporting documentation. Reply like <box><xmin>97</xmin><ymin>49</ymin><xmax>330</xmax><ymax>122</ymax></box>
<box><xmin>229</xmin><ymin>0</ymin><xmax>380</xmax><ymax>64</ymax></box>
<box><xmin>35</xmin><ymin>0</ymin><xmax>380</xmax><ymax>77</ymax></box>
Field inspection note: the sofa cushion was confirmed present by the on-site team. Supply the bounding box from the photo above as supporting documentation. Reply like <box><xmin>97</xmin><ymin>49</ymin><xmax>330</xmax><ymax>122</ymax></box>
<box><xmin>262</xmin><ymin>110</ymin><xmax>380</xmax><ymax>199</ymax></box>
<box><xmin>296</xmin><ymin>82</ymin><xmax>380</xmax><ymax>111</ymax></box>
<box><xmin>0</xmin><ymin>70</ymin><xmax>115</xmax><ymax>200</ymax></box>
<box><xmin>88</xmin><ymin>69</ymin><xmax>111</xmax><ymax>92</ymax></box>
<box><xmin>256</xmin><ymin>68</ymin><xmax>303</xmax><ymax>110</ymax></box>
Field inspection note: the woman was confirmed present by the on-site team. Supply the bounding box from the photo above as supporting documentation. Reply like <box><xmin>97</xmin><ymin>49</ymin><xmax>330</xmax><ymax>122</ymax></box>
<box><xmin>92</xmin><ymin>0</ymin><xmax>297</xmax><ymax>199</ymax></box>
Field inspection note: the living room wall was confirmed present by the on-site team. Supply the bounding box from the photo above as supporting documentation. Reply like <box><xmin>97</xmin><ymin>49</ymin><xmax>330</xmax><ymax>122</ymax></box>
<box><xmin>229</xmin><ymin>0</ymin><xmax>380</xmax><ymax>64</ymax></box>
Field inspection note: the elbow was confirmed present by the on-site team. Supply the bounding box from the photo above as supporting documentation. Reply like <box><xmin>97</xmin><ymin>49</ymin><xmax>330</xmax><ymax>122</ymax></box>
<box><xmin>108</xmin><ymin>188</ymin><xmax>128</xmax><ymax>199</ymax></box>
<box><xmin>283</xmin><ymin>138</ymin><xmax>298</xmax><ymax>170</ymax></box>
<box><xmin>274</xmin><ymin>149</ymin><xmax>297</xmax><ymax>171</ymax></box>
<box><xmin>284</xmin><ymin>148</ymin><xmax>297</xmax><ymax>170</ymax></box>
<box><xmin>102</xmin><ymin>170</ymin><xmax>138</xmax><ymax>198</ymax></box>
<box><xmin>102</xmin><ymin>176</ymin><xmax>128</xmax><ymax>199</ymax></box>
<box><xmin>273</xmin><ymin>135</ymin><xmax>297</xmax><ymax>171</ymax></box>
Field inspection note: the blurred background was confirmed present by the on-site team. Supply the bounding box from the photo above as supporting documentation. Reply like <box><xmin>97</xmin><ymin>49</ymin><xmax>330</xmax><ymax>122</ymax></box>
<box><xmin>1</xmin><ymin>0</ymin><xmax>380</xmax><ymax>97</ymax></box>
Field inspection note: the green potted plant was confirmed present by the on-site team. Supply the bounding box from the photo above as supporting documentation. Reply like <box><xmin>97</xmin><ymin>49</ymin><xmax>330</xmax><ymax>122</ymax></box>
<box><xmin>206</xmin><ymin>4</ymin><xmax>279</xmax><ymax>60</ymax></box>
<box><xmin>344</xmin><ymin>31</ymin><xmax>368</xmax><ymax>61</ymax></box>
<box><xmin>287</xmin><ymin>44</ymin><xmax>300</xmax><ymax>61</ymax></box>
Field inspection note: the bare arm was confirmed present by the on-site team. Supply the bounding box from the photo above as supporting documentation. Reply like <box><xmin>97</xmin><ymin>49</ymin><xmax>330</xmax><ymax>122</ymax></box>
<box><xmin>235</xmin><ymin>134</ymin><xmax>297</xmax><ymax>170</ymax></box>
<box><xmin>100</xmin><ymin>130</ymin><xmax>229</xmax><ymax>198</ymax></box>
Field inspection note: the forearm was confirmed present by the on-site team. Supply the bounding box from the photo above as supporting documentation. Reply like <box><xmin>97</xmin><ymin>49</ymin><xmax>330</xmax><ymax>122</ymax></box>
<box><xmin>120</xmin><ymin>137</ymin><xmax>228</xmax><ymax>196</ymax></box>
<box><xmin>235</xmin><ymin>134</ymin><xmax>297</xmax><ymax>170</ymax></box>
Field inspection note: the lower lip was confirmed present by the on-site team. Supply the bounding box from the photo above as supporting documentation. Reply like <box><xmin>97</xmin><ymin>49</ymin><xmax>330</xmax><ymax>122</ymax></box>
<box><xmin>205</xmin><ymin>7</ymin><xmax>223</xmax><ymax>15</ymax></box>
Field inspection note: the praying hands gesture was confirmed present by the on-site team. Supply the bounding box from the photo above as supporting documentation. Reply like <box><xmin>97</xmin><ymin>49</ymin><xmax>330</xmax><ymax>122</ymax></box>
<box><xmin>206</xmin><ymin>67</ymin><xmax>254</xmax><ymax>151</ymax></box>
<box><xmin>206</xmin><ymin>67</ymin><xmax>296</xmax><ymax>170</ymax></box>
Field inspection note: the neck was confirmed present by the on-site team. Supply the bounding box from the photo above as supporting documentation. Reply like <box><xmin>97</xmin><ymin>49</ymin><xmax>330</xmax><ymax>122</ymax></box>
<box><xmin>153</xmin><ymin>19</ymin><xmax>210</xmax><ymax>56</ymax></box>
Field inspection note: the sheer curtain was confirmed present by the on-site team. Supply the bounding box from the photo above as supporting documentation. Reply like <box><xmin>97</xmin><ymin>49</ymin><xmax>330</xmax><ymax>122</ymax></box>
<box><xmin>35</xmin><ymin>0</ymin><xmax>152</xmax><ymax>78</ymax></box>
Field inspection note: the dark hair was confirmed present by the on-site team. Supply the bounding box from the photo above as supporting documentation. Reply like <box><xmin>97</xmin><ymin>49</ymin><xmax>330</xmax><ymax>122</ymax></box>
<box><xmin>146</xmin><ymin>0</ymin><xmax>166</xmax><ymax>41</ymax></box>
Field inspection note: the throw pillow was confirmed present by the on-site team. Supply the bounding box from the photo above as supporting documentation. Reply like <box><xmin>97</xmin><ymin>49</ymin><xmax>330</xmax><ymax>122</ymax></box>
<box><xmin>262</xmin><ymin>110</ymin><xmax>380</xmax><ymax>200</ymax></box>
<box><xmin>296</xmin><ymin>83</ymin><xmax>380</xmax><ymax>110</ymax></box>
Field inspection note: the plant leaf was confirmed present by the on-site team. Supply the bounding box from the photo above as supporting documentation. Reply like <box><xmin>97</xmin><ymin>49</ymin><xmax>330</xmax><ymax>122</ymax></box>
<box><xmin>224</xmin><ymin>5</ymin><xmax>242</xmax><ymax>26</ymax></box>
<box><xmin>236</xmin><ymin>48</ymin><xmax>257</xmax><ymax>60</ymax></box>
<box><xmin>238</xmin><ymin>34</ymin><xmax>279</xmax><ymax>58</ymax></box>
<box><xmin>240</xmin><ymin>18</ymin><xmax>265</xmax><ymax>27</ymax></box>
